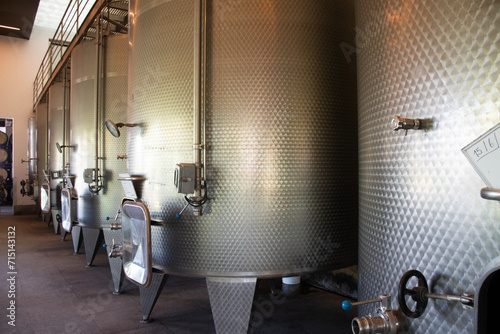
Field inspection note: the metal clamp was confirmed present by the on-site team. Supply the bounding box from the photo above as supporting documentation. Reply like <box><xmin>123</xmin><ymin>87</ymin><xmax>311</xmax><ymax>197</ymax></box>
<box><xmin>480</xmin><ymin>187</ymin><xmax>500</xmax><ymax>201</ymax></box>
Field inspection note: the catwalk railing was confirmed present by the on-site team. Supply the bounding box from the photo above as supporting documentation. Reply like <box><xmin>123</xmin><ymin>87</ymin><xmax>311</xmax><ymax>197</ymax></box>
<box><xmin>32</xmin><ymin>0</ymin><xmax>103</xmax><ymax>109</ymax></box>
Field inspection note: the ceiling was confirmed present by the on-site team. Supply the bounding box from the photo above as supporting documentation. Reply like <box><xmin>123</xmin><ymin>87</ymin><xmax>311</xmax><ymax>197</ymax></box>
<box><xmin>33</xmin><ymin>0</ymin><xmax>71</xmax><ymax>31</ymax></box>
<box><xmin>0</xmin><ymin>0</ymin><xmax>70</xmax><ymax>39</ymax></box>
<box><xmin>0</xmin><ymin>0</ymin><xmax>40</xmax><ymax>39</ymax></box>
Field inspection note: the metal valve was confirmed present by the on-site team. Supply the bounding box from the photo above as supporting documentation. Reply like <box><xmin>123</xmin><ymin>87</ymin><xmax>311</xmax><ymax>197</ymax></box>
<box><xmin>398</xmin><ymin>269</ymin><xmax>474</xmax><ymax>319</ymax></box>
<box><xmin>107</xmin><ymin>207</ymin><xmax>122</xmax><ymax>230</ymax></box>
<box><xmin>19</xmin><ymin>180</ymin><xmax>28</xmax><ymax>196</ymax></box>
<box><xmin>343</xmin><ymin>295</ymin><xmax>399</xmax><ymax>334</ymax></box>
<box><xmin>108</xmin><ymin>239</ymin><xmax>123</xmax><ymax>258</ymax></box>
<box><xmin>391</xmin><ymin>116</ymin><xmax>421</xmax><ymax>134</ymax></box>
<box><xmin>110</xmin><ymin>222</ymin><xmax>121</xmax><ymax>230</ymax></box>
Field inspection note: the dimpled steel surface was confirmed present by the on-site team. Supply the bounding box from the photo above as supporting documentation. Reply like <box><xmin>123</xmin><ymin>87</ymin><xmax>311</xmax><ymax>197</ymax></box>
<box><xmin>70</xmin><ymin>35</ymin><xmax>128</xmax><ymax>228</ymax></box>
<box><xmin>128</xmin><ymin>0</ymin><xmax>358</xmax><ymax>277</ymax></box>
<box><xmin>356</xmin><ymin>0</ymin><xmax>500</xmax><ymax>332</ymax></box>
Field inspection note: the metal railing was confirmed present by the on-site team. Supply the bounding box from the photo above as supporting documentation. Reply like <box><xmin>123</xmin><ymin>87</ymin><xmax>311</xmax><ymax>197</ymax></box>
<box><xmin>33</xmin><ymin>0</ymin><xmax>97</xmax><ymax>108</ymax></box>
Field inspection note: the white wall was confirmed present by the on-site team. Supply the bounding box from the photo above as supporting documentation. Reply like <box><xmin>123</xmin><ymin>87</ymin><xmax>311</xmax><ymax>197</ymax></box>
<box><xmin>0</xmin><ymin>26</ymin><xmax>55</xmax><ymax>208</ymax></box>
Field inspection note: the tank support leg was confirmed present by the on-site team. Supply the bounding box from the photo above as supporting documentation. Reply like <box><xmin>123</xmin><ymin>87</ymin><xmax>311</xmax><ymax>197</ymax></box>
<box><xmin>51</xmin><ymin>209</ymin><xmax>61</xmax><ymax>234</ymax></box>
<box><xmin>103</xmin><ymin>228</ymin><xmax>125</xmax><ymax>294</ymax></box>
<box><xmin>139</xmin><ymin>270</ymin><xmax>169</xmax><ymax>323</ymax></box>
<box><xmin>61</xmin><ymin>229</ymin><xmax>69</xmax><ymax>241</ymax></box>
<box><xmin>206</xmin><ymin>277</ymin><xmax>257</xmax><ymax>334</ymax></box>
<box><xmin>44</xmin><ymin>212</ymin><xmax>51</xmax><ymax>226</ymax></box>
<box><xmin>72</xmin><ymin>225</ymin><xmax>83</xmax><ymax>254</ymax></box>
<box><xmin>82</xmin><ymin>227</ymin><xmax>104</xmax><ymax>266</ymax></box>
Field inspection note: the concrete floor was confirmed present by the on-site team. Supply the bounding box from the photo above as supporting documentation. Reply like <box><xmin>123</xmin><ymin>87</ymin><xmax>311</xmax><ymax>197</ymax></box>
<box><xmin>0</xmin><ymin>215</ymin><xmax>357</xmax><ymax>334</ymax></box>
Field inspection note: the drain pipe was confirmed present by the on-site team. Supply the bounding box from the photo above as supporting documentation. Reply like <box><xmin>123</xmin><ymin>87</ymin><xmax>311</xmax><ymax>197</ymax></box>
<box><xmin>174</xmin><ymin>0</ymin><xmax>207</xmax><ymax>217</ymax></box>
<box><xmin>62</xmin><ymin>63</ymin><xmax>67</xmax><ymax>180</ymax></box>
<box><xmin>202</xmin><ymin>0</ymin><xmax>207</xmax><ymax>187</ymax></box>
<box><xmin>62</xmin><ymin>61</ymin><xmax>71</xmax><ymax>188</ymax></box>
<box><xmin>90</xmin><ymin>14</ymin><xmax>103</xmax><ymax>194</ymax></box>
<box><xmin>45</xmin><ymin>99</ymin><xmax>49</xmax><ymax>175</ymax></box>
<box><xmin>192</xmin><ymin>0</ymin><xmax>205</xmax><ymax>216</ymax></box>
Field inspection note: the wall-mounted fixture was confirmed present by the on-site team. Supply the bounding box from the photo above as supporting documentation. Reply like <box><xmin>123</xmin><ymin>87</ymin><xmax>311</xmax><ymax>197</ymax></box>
<box><xmin>55</xmin><ymin>142</ymin><xmax>76</xmax><ymax>153</ymax></box>
<box><xmin>83</xmin><ymin>167</ymin><xmax>102</xmax><ymax>195</ymax></box>
<box><xmin>104</xmin><ymin>119</ymin><xmax>140</xmax><ymax>138</ymax></box>
<box><xmin>174</xmin><ymin>163</ymin><xmax>196</xmax><ymax>195</ymax></box>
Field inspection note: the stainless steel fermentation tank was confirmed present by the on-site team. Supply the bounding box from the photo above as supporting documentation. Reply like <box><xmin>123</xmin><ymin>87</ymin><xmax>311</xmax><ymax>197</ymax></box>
<box><xmin>36</xmin><ymin>101</ymin><xmax>48</xmax><ymax>215</ymax></box>
<box><xmin>356</xmin><ymin>0</ymin><xmax>500</xmax><ymax>333</ymax></box>
<box><xmin>69</xmin><ymin>35</ymin><xmax>128</xmax><ymax>278</ymax></box>
<box><xmin>27</xmin><ymin>117</ymin><xmax>37</xmax><ymax>183</ymax></box>
<box><xmin>20</xmin><ymin>117</ymin><xmax>38</xmax><ymax>199</ymax></box>
<box><xmin>46</xmin><ymin>81</ymin><xmax>69</xmax><ymax>232</ymax></box>
<box><xmin>127</xmin><ymin>0</ymin><xmax>358</xmax><ymax>331</ymax></box>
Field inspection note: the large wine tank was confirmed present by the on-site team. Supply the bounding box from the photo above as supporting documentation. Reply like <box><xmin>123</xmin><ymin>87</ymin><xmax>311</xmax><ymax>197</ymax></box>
<box><xmin>48</xmin><ymin>81</ymin><xmax>68</xmax><ymax>211</ymax></box>
<box><xmin>127</xmin><ymin>0</ymin><xmax>358</xmax><ymax>278</ymax></box>
<box><xmin>356</xmin><ymin>0</ymin><xmax>500</xmax><ymax>333</ymax></box>
<box><xmin>35</xmin><ymin>102</ymin><xmax>48</xmax><ymax>201</ymax></box>
<box><xmin>27</xmin><ymin>117</ymin><xmax>37</xmax><ymax>183</ymax></box>
<box><xmin>70</xmin><ymin>35</ymin><xmax>128</xmax><ymax>229</ymax></box>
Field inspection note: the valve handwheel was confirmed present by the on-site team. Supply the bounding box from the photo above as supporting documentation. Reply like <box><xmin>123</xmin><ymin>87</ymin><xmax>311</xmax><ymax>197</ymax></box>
<box><xmin>398</xmin><ymin>269</ymin><xmax>429</xmax><ymax>318</ymax></box>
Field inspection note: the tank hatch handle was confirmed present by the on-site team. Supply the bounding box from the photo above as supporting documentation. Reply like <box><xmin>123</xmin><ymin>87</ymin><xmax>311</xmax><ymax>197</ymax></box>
<box><xmin>480</xmin><ymin>187</ymin><xmax>500</xmax><ymax>201</ymax></box>
<box><xmin>398</xmin><ymin>269</ymin><xmax>474</xmax><ymax>319</ymax></box>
